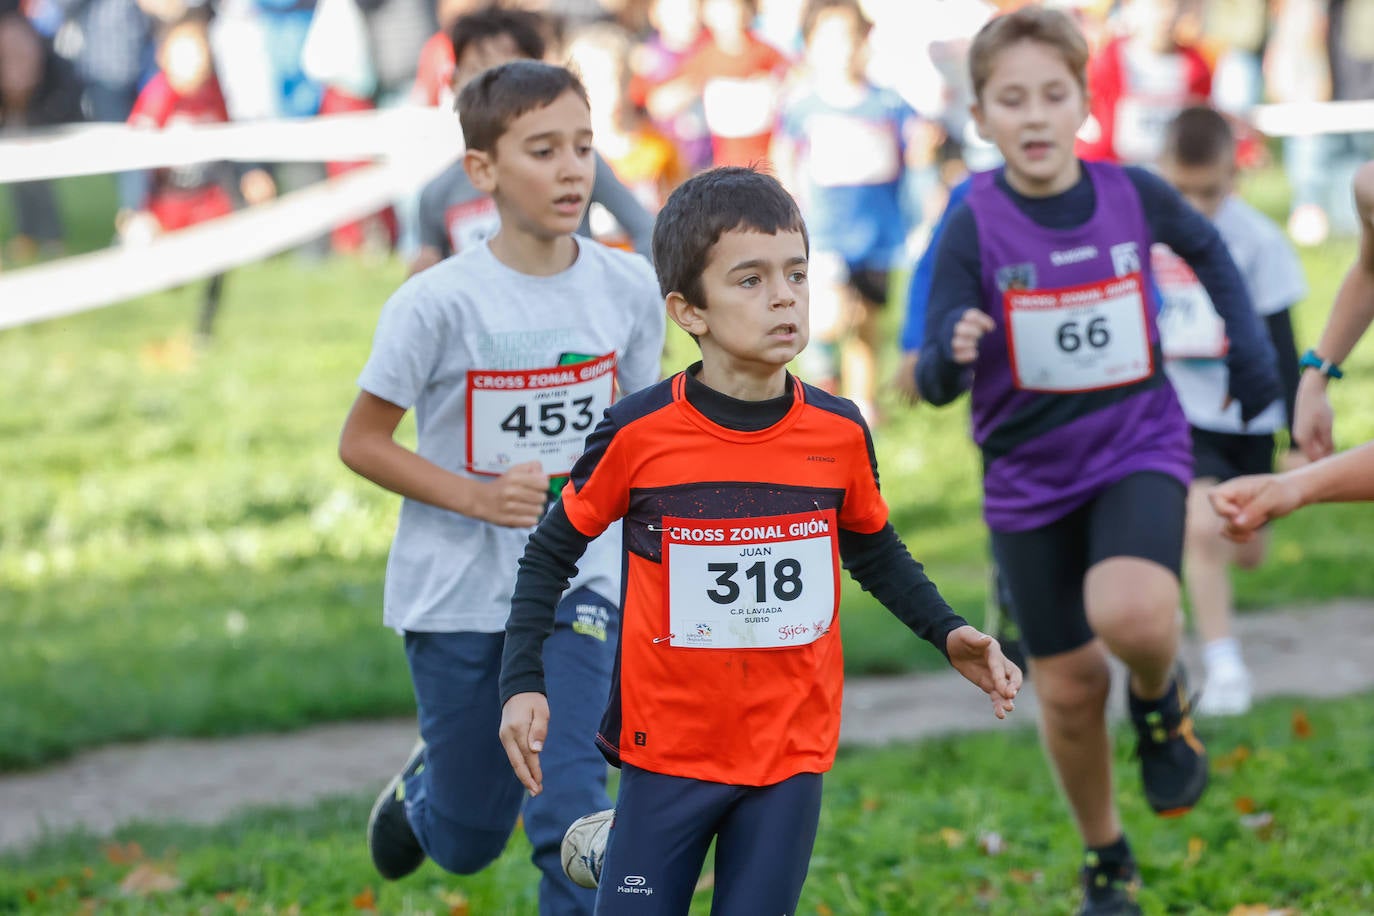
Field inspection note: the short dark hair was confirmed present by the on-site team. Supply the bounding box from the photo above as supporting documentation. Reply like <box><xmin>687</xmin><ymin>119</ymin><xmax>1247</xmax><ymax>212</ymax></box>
<box><xmin>1164</xmin><ymin>105</ymin><xmax>1235</xmax><ymax>167</ymax></box>
<box><xmin>449</xmin><ymin>6</ymin><xmax>546</xmax><ymax>73</ymax></box>
<box><xmin>457</xmin><ymin>59</ymin><xmax>589</xmax><ymax>153</ymax></box>
<box><xmin>652</xmin><ymin>167</ymin><xmax>809</xmax><ymax>307</ymax></box>
<box><xmin>800</xmin><ymin>0</ymin><xmax>871</xmax><ymax>44</ymax></box>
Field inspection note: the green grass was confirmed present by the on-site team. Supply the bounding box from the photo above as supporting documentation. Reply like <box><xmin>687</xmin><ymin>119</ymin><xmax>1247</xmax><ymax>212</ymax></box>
<box><xmin>2</xmin><ymin>173</ymin><xmax>1374</xmax><ymax>769</ymax></box>
<box><xmin>3</xmin><ymin>693</ymin><xmax>1370</xmax><ymax>914</ymax></box>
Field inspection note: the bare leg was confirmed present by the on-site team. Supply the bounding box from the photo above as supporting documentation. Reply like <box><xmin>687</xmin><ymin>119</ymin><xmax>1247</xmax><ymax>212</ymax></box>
<box><xmin>1029</xmin><ymin>642</ymin><xmax>1121</xmax><ymax>847</ymax></box>
<box><xmin>1085</xmin><ymin>556</ymin><xmax>1180</xmax><ymax>701</ymax></box>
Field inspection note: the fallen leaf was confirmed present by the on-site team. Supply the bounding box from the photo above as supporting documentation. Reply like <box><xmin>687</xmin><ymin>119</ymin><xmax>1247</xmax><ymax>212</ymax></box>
<box><xmin>816</xmin><ymin>905</ymin><xmax>835</xmax><ymax>916</ymax></box>
<box><xmin>103</xmin><ymin>842</ymin><xmax>144</xmax><ymax>865</ymax></box>
<box><xmin>1292</xmin><ymin>708</ymin><xmax>1312</xmax><ymax>739</ymax></box>
<box><xmin>25</xmin><ymin>889</ymin><xmax>38</xmax><ymax>903</ymax></box>
<box><xmin>1186</xmin><ymin>836</ymin><xmax>1206</xmax><ymax>867</ymax></box>
<box><xmin>352</xmin><ymin>887</ymin><xmax>376</xmax><ymax>911</ymax></box>
<box><xmin>939</xmin><ymin>827</ymin><xmax>966</xmax><ymax>849</ymax></box>
<box><xmin>438</xmin><ymin>888</ymin><xmax>470</xmax><ymax>916</ymax></box>
<box><xmin>1213</xmin><ymin>745</ymin><xmax>1252</xmax><ymax>774</ymax></box>
<box><xmin>979</xmin><ymin>831</ymin><xmax>1006</xmax><ymax>856</ymax></box>
<box><xmin>81</xmin><ymin>867</ymin><xmax>95</xmax><ymax>880</ymax></box>
<box><xmin>118</xmin><ymin>864</ymin><xmax>182</xmax><ymax>897</ymax></box>
<box><xmin>976</xmin><ymin>879</ymin><xmax>1002</xmax><ymax>902</ymax></box>
<box><xmin>1235</xmin><ymin>796</ymin><xmax>1257</xmax><ymax>814</ymax></box>
<box><xmin>1227</xmin><ymin>906</ymin><xmax>1298</xmax><ymax>916</ymax></box>
<box><xmin>861</xmin><ymin>796</ymin><xmax>881</xmax><ymax>812</ymax></box>
<box><xmin>1008</xmin><ymin>869</ymin><xmax>1043</xmax><ymax>885</ymax></box>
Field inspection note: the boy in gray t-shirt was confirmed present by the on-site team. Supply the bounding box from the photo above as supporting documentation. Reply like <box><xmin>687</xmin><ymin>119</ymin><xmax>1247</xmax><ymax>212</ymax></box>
<box><xmin>340</xmin><ymin>60</ymin><xmax>664</xmax><ymax>914</ymax></box>
<box><xmin>408</xmin><ymin>6</ymin><xmax>655</xmax><ymax>277</ymax></box>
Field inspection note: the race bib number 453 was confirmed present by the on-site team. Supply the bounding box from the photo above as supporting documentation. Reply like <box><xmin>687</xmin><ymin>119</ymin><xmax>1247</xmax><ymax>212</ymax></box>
<box><xmin>1005</xmin><ymin>274</ymin><xmax>1153</xmax><ymax>393</ymax></box>
<box><xmin>662</xmin><ymin>511</ymin><xmax>839</xmax><ymax>650</ymax></box>
<box><xmin>466</xmin><ymin>353</ymin><xmax>616</xmax><ymax>476</ymax></box>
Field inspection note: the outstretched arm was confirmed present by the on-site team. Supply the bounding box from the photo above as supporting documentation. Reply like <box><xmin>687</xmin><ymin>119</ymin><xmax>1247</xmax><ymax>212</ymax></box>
<box><xmin>840</xmin><ymin>525</ymin><xmax>1021</xmax><ymax>718</ymax></box>
<box><xmin>1294</xmin><ymin>163</ymin><xmax>1374</xmax><ymax>459</ymax></box>
<box><xmin>1209</xmin><ymin>439</ymin><xmax>1374</xmax><ymax>541</ymax></box>
<box><xmin>498</xmin><ymin>502</ymin><xmax>595</xmax><ymax>794</ymax></box>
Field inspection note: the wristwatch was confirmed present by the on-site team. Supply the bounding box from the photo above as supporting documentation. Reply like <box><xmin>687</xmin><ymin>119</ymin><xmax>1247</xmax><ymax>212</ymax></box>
<box><xmin>1299</xmin><ymin>349</ymin><xmax>1344</xmax><ymax>380</ymax></box>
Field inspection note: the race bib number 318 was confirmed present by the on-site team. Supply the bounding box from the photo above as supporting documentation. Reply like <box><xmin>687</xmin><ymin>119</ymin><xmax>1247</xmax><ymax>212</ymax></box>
<box><xmin>466</xmin><ymin>353</ymin><xmax>616</xmax><ymax>476</ymax></box>
<box><xmin>662</xmin><ymin>511</ymin><xmax>839</xmax><ymax>650</ymax></box>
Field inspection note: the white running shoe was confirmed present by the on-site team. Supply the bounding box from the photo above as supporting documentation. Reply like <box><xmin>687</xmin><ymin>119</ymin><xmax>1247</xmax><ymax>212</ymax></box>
<box><xmin>1197</xmin><ymin>663</ymin><xmax>1253</xmax><ymax>717</ymax></box>
<box><xmin>561</xmin><ymin>808</ymin><xmax>614</xmax><ymax>889</ymax></box>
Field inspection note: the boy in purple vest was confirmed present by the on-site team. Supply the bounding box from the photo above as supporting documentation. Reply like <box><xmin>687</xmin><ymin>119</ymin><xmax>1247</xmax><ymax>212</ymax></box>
<box><xmin>916</xmin><ymin>8</ymin><xmax>1281</xmax><ymax>915</ymax></box>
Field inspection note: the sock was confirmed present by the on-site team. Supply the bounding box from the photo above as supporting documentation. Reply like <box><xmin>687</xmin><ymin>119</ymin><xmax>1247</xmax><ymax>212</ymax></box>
<box><xmin>1085</xmin><ymin>835</ymin><xmax>1134</xmax><ymax>872</ymax></box>
<box><xmin>1203</xmin><ymin>637</ymin><xmax>1244</xmax><ymax>674</ymax></box>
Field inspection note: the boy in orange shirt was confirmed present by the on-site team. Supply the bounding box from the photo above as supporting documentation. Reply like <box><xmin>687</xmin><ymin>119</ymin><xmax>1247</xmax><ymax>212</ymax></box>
<box><xmin>499</xmin><ymin>166</ymin><xmax>1021</xmax><ymax>913</ymax></box>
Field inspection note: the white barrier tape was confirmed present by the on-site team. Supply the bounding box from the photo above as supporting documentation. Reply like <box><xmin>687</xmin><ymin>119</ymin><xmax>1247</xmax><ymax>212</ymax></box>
<box><xmin>1249</xmin><ymin>100</ymin><xmax>1374</xmax><ymax>138</ymax></box>
<box><xmin>0</xmin><ymin>146</ymin><xmax>453</xmax><ymax>331</ymax></box>
<box><xmin>0</xmin><ymin>106</ymin><xmax>461</xmax><ymax>184</ymax></box>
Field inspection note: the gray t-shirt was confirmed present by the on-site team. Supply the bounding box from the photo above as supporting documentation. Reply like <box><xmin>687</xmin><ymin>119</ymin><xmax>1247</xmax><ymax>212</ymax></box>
<box><xmin>1161</xmin><ymin>195</ymin><xmax>1306</xmax><ymax>434</ymax></box>
<box><xmin>418</xmin><ymin>153</ymin><xmax>656</xmax><ymax>260</ymax></box>
<box><xmin>358</xmin><ymin>237</ymin><xmax>666</xmax><ymax>632</ymax></box>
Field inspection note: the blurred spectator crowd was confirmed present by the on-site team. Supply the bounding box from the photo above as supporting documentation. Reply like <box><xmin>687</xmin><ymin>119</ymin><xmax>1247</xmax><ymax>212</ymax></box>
<box><xmin>1</xmin><ymin>0</ymin><xmax>1372</xmax><ymax>272</ymax></box>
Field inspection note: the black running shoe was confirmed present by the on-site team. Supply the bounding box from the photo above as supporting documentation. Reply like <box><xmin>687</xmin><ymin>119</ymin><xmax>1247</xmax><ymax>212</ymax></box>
<box><xmin>366</xmin><ymin>739</ymin><xmax>427</xmax><ymax>880</ymax></box>
<box><xmin>1129</xmin><ymin>673</ymin><xmax>1208</xmax><ymax>817</ymax></box>
<box><xmin>1077</xmin><ymin>852</ymin><xmax>1143</xmax><ymax>916</ymax></box>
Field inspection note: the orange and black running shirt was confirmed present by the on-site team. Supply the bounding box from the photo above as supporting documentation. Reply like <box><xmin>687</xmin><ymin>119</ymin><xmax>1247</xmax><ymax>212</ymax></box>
<box><xmin>501</xmin><ymin>368</ymin><xmax>966</xmax><ymax>787</ymax></box>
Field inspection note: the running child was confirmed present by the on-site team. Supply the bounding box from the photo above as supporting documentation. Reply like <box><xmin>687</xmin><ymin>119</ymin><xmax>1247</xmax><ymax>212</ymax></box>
<box><xmin>1154</xmin><ymin>106</ymin><xmax>1305</xmax><ymax>716</ymax></box>
<box><xmin>499</xmin><ymin>165</ymin><xmax>1021</xmax><ymax>915</ymax></box>
<box><xmin>339</xmin><ymin>60</ymin><xmax>665</xmax><ymax>915</ymax></box>
<box><xmin>410</xmin><ymin>6</ymin><xmax>655</xmax><ymax>275</ymax></box>
<box><xmin>773</xmin><ymin>0</ymin><xmax>923</xmax><ymax>423</ymax></box>
<box><xmin>915</xmin><ymin>8</ymin><xmax>1281</xmax><ymax>914</ymax></box>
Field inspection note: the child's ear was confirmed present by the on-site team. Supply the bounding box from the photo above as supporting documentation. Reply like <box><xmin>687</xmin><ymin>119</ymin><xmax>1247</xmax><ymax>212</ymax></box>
<box><xmin>969</xmin><ymin>101</ymin><xmax>990</xmax><ymax>142</ymax></box>
<box><xmin>666</xmin><ymin>291</ymin><xmax>707</xmax><ymax>338</ymax></box>
<box><xmin>463</xmin><ymin>148</ymin><xmax>496</xmax><ymax>193</ymax></box>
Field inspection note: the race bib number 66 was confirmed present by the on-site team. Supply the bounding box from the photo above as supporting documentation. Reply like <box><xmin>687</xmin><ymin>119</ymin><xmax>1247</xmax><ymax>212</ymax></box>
<box><xmin>1005</xmin><ymin>274</ymin><xmax>1153</xmax><ymax>393</ymax></box>
<box><xmin>466</xmin><ymin>353</ymin><xmax>616</xmax><ymax>476</ymax></box>
<box><xmin>662</xmin><ymin>510</ymin><xmax>839</xmax><ymax>650</ymax></box>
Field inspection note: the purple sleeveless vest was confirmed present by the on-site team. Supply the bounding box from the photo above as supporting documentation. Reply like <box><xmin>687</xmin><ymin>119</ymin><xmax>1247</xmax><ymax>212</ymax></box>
<box><xmin>965</xmin><ymin>161</ymin><xmax>1192</xmax><ymax>532</ymax></box>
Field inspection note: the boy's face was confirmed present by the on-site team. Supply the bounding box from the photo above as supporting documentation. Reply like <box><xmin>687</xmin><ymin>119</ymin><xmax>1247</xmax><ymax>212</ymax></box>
<box><xmin>465</xmin><ymin>89</ymin><xmax>596</xmax><ymax>240</ymax></box>
<box><xmin>672</xmin><ymin>228</ymin><xmax>809</xmax><ymax>376</ymax></box>
<box><xmin>452</xmin><ymin>34</ymin><xmax>525</xmax><ymax>95</ymax></box>
<box><xmin>1160</xmin><ymin>156</ymin><xmax>1233</xmax><ymax>220</ymax></box>
<box><xmin>972</xmin><ymin>39</ymin><xmax>1088</xmax><ymax>196</ymax></box>
<box><xmin>805</xmin><ymin>8</ymin><xmax>864</xmax><ymax>80</ymax></box>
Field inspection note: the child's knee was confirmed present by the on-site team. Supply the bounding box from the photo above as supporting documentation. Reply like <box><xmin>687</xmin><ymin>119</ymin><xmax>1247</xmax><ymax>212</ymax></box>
<box><xmin>427</xmin><ymin>827</ymin><xmax>509</xmax><ymax>875</ymax></box>
<box><xmin>1036</xmin><ymin>655</ymin><xmax>1112</xmax><ymax>714</ymax></box>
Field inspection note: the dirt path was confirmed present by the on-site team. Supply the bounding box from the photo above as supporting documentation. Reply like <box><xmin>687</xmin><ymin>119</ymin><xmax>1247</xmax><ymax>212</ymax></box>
<box><xmin>3</xmin><ymin>602</ymin><xmax>1370</xmax><ymax>853</ymax></box>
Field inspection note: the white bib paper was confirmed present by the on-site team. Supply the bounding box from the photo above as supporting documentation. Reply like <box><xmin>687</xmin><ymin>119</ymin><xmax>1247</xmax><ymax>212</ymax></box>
<box><xmin>1006</xmin><ymin>274</ymin><xmax>1153</xmax><ymax>392</ymax></box>
<box><xmin>466</xmin><ymin>353</ymin><xmax>616</xmax><ymax>476</ymax></box>
<box><xmin>663</xmin><ymin>511</ymin><xmax>838</xmax><ymax>650</ymax></box>
<box><xmin>1152</xmin><ymin>244</ymin><xmax>1228</xmax><ymax>359</ymax></box>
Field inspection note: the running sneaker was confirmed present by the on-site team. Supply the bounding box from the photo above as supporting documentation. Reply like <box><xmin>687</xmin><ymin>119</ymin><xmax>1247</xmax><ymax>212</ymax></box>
<box><xmin>1129</xmin><ymin>673</ymin><xmax>1209</xmax><ymax>817</ymax></box>
<box><xmin>1077</xmin><ymin>851</ymin><xmax>1143</xmax><ymax>916</ymax></box>
<box><xmin>561</xmin><ymin>808</ymin><xmax>614</xmax><ymax>889</ymax></box>
<box><xmin>366</xmin><ymin>738</ymin><xmax>427</xmax><ymax>880</ymax></box>
<box><xmin>1196</xmin><ymin>661</ymin><xmax>1253</xmax><ymax>717</ymax></box>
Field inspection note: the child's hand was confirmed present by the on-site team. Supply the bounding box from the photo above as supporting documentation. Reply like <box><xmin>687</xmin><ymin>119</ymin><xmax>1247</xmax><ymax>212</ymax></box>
<box><xmin>951</xmin><ymin>309</ymin><xmax>996</xmax><ymax>365</ymax></box>
<box><xmin>892</xmin><ymin>351</ymin><xmax>922</xmax><ymax>405</ymax></box>
<box><xmin>1207</xmin><ymin>472</ymin><xmax>1303</xmax><ymax>542</ymax></box>
<box><xmin>499</xmin><ymin>692</ymin><xmax>549</xmax><ymax>795</ymax></box>
<box><xmin>475</xmin><ymin>461</ymin><xmax>548</xmax><ymax>527</ymax></box>
<box><xmin>945</xmin><ymin>625</ymin><xmax>1021</xmax><ymax>719</ymax></box>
